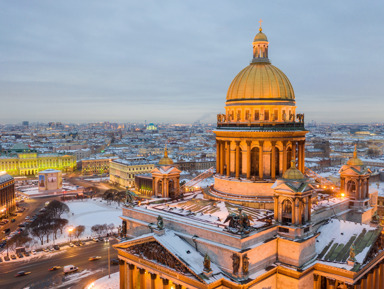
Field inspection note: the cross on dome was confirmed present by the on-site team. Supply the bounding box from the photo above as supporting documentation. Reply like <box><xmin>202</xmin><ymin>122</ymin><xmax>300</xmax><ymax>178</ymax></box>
<box><xmin>259</xmin><ymin>19</ymin><xmax>263</xmax><ymax>32</ymax></box>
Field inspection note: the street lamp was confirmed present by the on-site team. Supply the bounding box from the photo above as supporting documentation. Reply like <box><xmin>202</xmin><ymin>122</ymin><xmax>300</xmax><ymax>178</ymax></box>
<box><xmin>68</xmin><ymin>227</ymin><xmax>74</xmax><ymax>243</ymax></box>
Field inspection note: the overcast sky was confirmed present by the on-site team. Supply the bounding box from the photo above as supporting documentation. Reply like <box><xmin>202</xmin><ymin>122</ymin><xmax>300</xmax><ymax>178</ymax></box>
<box><xmin>1</xmin><ymin>1</ymin><xmax>383</xmax><ymax>124</ymax></box>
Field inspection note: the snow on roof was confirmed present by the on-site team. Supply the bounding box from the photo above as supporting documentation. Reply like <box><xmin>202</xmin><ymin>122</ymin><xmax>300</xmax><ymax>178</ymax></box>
<box><xmin>316</xmin><ymin>219</ymin><xmax>381</xmax><ymax>271</ymax></box>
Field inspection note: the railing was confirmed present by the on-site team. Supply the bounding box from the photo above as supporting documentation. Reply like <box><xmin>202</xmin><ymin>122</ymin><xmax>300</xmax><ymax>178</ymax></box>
<box><xmin>216</xmin><ymin>121</ymin><xmax>306</xmax><ymax>131</ymax></box>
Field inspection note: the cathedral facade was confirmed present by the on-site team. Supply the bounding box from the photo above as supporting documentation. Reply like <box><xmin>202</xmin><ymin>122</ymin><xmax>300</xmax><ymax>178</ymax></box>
<box><xmin>114</xmin><ymin>26</ymin><xmax>384</xmax><ymax>289</ymax></box>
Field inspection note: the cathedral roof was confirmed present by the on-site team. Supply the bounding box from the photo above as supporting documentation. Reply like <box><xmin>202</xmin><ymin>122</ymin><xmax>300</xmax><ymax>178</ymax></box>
<box><xmin>346</xmin><ymin>145</ymin><xmax>363</xmax><ymax>166</ymax></box>
<box><xmin>226</xmin><ymin>28</ymin><xmax>295</xmax><ymax>103</ymax></box>
<box><xmin>282</xmin><ymin>160</ymin><xmax>305</xmax><ymax>180</ymax></box>
<box><xmin>158</xmin><ymin>145</ymin><xmax>174</xmax><ymax>165</ymax></box>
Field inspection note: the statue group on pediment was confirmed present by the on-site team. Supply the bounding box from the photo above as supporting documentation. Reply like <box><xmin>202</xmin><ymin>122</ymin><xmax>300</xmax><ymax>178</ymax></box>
<box><xmin>224</xmin><ymin>208</ymin><xmax>254</xmax><ymax>235</ymax></box>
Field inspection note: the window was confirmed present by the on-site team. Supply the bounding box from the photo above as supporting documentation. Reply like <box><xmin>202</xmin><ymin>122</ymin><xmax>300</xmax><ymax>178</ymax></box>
<box><xmin>274</xmin><ymin>110</ymin><xmax>278</xmax><ymax>121</ymax></box>
<box><xmin>254</xmin><ymin>110</ymin><xmax>260</xmax><ymax>121</ymax></box>
<box><xmin>264</xmin><ymin>110</ymin><xmax>269</xmax><ymax>121</ymax></box>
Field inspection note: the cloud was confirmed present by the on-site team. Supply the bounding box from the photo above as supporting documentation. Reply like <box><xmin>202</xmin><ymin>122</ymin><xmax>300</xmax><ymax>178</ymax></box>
<box><xmin>0</xmin><ymin>0</ymin><xmax>383</xmax><ymax>123</ymax></box>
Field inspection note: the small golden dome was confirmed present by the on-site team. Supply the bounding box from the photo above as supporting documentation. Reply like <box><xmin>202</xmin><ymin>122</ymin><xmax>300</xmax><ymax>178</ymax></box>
<box><xmin>254</xmin><ymin>31</ymin><xmax>268</xmax><ymax>42</ymax></box>
<box><xmin>283</xmin><ymin>160</ymin><xmax>305</xmax><ymax>180</ymax></box>
<box><xmin>347</xmin><ymin>145</ymin><xmax>363</xmax><ymax>166</ymax></box>
<box><xmin>158</xmin><ymin>145</ymin><xmax>174</xmax><ymax>165</ymax></box>
<box><xmin>226</xmin><ymin>63</ymin><xmax>295</xmax><ymax>102</ymax></box>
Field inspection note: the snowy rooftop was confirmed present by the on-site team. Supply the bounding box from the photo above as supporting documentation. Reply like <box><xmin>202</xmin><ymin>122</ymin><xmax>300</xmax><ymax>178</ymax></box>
<box><xmin>316</xmin><ymin>219</ymin><xmax>381</xmax><ymax>271</ymax></box>
<box><xmin>144</xmin><ymin>194</ymin><xmax>273</xmax><ymax>229</ymax></box>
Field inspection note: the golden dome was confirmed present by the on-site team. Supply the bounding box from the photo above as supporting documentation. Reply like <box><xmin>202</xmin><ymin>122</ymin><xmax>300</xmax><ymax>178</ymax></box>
<box><xmin>158</xmin><ymin>145</ymin><xmax>174</xmax><ymax>166</ymax></box>
<box><xmin>283</xmin><ymin>161</ymin><xmax>305</xmax><ymax>180</ymax></box>
<box><xmin>226</xmin><ymin>63</ymin><xmax>295</xmax><ymax>102</ymax></box>
<box><xmin>254</xmin><ymin>31</ymin><xmax>268</xmax><ymax>42</ymax></box>
<box><xmin>347</xmin><ymin>145</ymin><xmax>363</xmax><ymax>166</ymax></box>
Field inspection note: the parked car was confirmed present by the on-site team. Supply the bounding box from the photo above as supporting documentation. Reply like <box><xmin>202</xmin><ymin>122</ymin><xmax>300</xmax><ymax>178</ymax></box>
<box><xmin>4</xmin><ymin>256</ymin><xmax>10</xmax><ymax>261</ymax></box>
<box><xmin>10</xmin><ymin>255</ymin><xmax>16</xmax><ymax>260</ymax></box>
<box><xmin>11</xmin><ymin>219</ymin><xmax>16</xmax><ymax>223</ymax></box>
<box><xmin>69</xmin><ymin>243</ymin><xmax>74</xmax><ymax>247</ymax></box>
<box><xmin>15</xmin><ymin>271</ymin><xmax>31</xmax><ymax>277</ymax></box>
<box><xmin>92</xmin><ymin>238</ymin><xmax>99</xmax><ymax>242</ymax></box>
<box><xmin>17</xmin><ymin>253</ymin><xmax>24</xmax><ymax>258</ymax></box>
<box><xmin>53</xmin><ymin>245</ymin><xmax>60</xmax><ymax>250</ymax></box>
<box><xmin>2</xmin><ymin>228</ymin><xmax>10</xmax><ymax>234</ymax></box>
<box><xmin>98</xmin><ymin>237</ymin><xmax>104</xmax><ymax>242</ymax></box>
<box><xmin>24</xmin><ymin>251</ymin><xmax>30</xmax><ymax>257</ymax></box>
<box><xmin>18</xmin><ymin>223</ymin><xmax>26</xmax><ymax>227</ymax></box>
<box><xmin>110</xmin><ymin>259</ymin><xmax>119</xmax><ymax>265</ymax></box>
<box><xmin>0</xmin><ymin>257</ymin><xmax>3</xmax><ymax>262</ymax></box>
<box><xmin>31</xmin><ymin>250</ymin><xmax>36</xmax><ymax>255</ymax></box>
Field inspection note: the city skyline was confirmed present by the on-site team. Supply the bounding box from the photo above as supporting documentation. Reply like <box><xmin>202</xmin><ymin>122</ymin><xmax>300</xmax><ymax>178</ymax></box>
<box><xmin>1</xmin><ymin>1</ymin><xmax>384</xmax><ymax>124</ymax></box>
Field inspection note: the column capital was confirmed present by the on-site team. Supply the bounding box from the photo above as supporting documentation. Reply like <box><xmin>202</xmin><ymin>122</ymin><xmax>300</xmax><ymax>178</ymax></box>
<box><xmin>328</xmin><ymin>278</ymin><xmax>336</xmax><ymax>286</ymax></box>
<box><xmin>235</xmin><ymin>140</ymin><xmax>241</xmax><ymax>146</ymax></box>
<box><xmin>119</xmin><ymin>259</ymin><xmax>125</xmax><ymax>265</ymax></box>
<box><xmin>313</xmin><ymin>274</ymin><xmax>320</xmax><ymax>281</ymax></box>
<box><xmin>162</xmin><ymin>278</ymin><xmax>169</xmax><ymax>285</ymax></box>
<box><xmin>150</xmin><ymin>273</ymin><xmax>157</xmax><ymax>280</ymax></box>
<box><xmin>139</xmin><ymin>268</ymin><xmax>145</xmax><ymax>274</ymax></box>
<box><xmin>246</xmin><ymin>140</ymin><xmax>252</xmax><ymax>147</ymax></box>
<box><xmin>128</xmin><ymin>263</ymin><xmax>135</xmax><ymax>270</ymax></box>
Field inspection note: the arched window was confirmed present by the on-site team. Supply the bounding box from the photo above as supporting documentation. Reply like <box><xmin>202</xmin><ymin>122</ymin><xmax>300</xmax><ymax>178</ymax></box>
<box><xmin>251</xmin><ymin>147</ymin><xmax>260</xmax><ymax>177</ymax></box>
<box><xmin>347</xmin><ymin>180</ymin><xmax>356</xmax><ymax>197</ymax></box>
<box><xmin>282</xmin><ymin>199</ymin><xmax>292</xmax><ymax>225</ymax></box>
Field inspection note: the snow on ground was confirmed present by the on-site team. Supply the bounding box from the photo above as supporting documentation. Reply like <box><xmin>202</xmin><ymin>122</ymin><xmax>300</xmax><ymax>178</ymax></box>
<box><xmin>83</xmin><ymin>177</ymin><xmax>110</xmax><ymax>182</ymax></box>
<box><xmin>87</xmin><ymin>272</ymin><xmax>119</xmax><ymax>289</ymax></box>
<box><xmin>62</xmin><ymin>199</ymin><xmax>122</xmax><ymax>237</ymax></box>
<box><xmin>57</xmin><ymin>269</ymin><xmax>102</xmax><ymax>289</ymax></box>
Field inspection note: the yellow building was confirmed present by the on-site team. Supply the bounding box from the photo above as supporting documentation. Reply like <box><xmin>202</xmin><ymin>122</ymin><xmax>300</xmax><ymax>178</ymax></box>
<box><xmin>110</xmin><ymin>159</ymin><xmax>155</xmax><ymax>188</ymax></box>
<box><xmin>0</xmin><ymin>153</ymin><xmax>76</xmax><ymax>176</ymax></box>
<box><xmin>81</xmin><ymin>157</ymin><xmax>116</xmax><ymax>175</ymax></box>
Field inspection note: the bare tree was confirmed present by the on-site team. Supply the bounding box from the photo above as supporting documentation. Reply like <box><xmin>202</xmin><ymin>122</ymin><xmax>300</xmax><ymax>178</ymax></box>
<box><xmin>31</xmin><ymin>226</ymin><xmax>45</xmax><ymax>245</ymax></box>
<box><xmin>107</xmin><ymin>223</ymin><xmax>115</xmax><ymax>235</ymax></box>
<box><xmin>74</xmin><ymin>225</ymin><xmax>85</xmax><ymax>240</ymax></box>
<box><xmin>46</xmin><ymin>200</ymin><xmax>69</xmax><ymax>218</ymax></box>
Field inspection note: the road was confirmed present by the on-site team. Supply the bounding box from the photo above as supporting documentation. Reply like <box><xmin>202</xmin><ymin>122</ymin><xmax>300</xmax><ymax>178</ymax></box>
<box><xmin>0</xmin><ymin>197</ymin><xmax>51</xmax><ymax>244</ymax></box>
<box><xmin>0</xmin><ymin>239</ymin><xmax>119</xmax><ymax>289</ymax></box>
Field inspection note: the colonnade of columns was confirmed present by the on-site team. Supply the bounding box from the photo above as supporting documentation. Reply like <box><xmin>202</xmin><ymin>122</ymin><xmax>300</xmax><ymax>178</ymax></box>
<box><xmin>119</xmin><ymin>260</ymin><xmax>186</xmax><ymax>289</ymax></box>
<box><xmin>152</xmin><ymin>176</ymin><xmax>180</xmax><ymax>198</ymax></box>
<box><xmin>216</xmin><ymin>139</ymin><xmax>305</xmax><ymax>180</ymax></box>
<box><xmin>314</xmin><ymin>263</ymin><xmax>384</xmax><ymax>289</ymax></box>
<box><xmin>340</xmin><ymin>177</ymin><xmax>370</xmax><ymax>200</ymax></box>
<box><xmin>274</xmin><ymin>196</ymin><xmax>311</xmax><ymax>225</ymax></box>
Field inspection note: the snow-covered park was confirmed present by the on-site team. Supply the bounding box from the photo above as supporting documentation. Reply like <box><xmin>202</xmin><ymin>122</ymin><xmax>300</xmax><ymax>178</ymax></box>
<box><xmin>64</xmin><ymin>198</ymin><xmax>122</xmax><ymax>237</ymax></box>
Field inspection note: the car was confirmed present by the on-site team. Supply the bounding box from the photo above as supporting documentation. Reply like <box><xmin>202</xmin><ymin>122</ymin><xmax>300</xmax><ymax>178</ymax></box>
<box><xmin>98</xmin><ymin>237</ymin><xmax>104</xmax><ymax>242</ymax></box>
<box><xmin>0</xmin><ymin>257</ymin><xmax>3</xmax><ymax>262</ymax></box>
<box><xmin>31</xmin><ymin>250</ymin><xmax>36</xmax><ymax>255</ymax></box>
<box><xmin>43</xmin><ymin>248</ymin><xmax>49</xmax><ymax>252</ymax></box>
<box><xmin>25</xmin><ymin>216</ymin><xmax>30</xmax><ymax>220</ymax></box>
<box><xmin>53</xmin><ymin>245</ymin><xmax>60</xmax><ymax>250</ymax></box>
<box><xmin>49</xmin><ymin>248</ymin><xmax>55</xmax><ymax>252</ymax></box>
<box><xmin>69</xmin><ymin>243</ymin><xmax>74</xmax><ymax>247</ymax></box>
<box><xmin>17</xmin><ymin>253</ymin><xmax>24</xmax><ymax>258</ymax></box>
<box><xmin>11</xmin><ymin>219</ymin><xmax>16</xmax><ymax>223</ymax></box>
<box><xmin>18</xmin><ymin>223</ymin><xmax>26</xmax><ymax>227</ymax></box>
<box><xmin>10</xmin><ymin>254</ymin><xmax>16</xmax><ymax>260</ymax></box>
<box><xmin>15</xmin><ymin>271</ymin><xmax>31</xmax><ymax>277</ymax></box>
<box><xmin>2</xmin><ymin>228</ymin><xmax>10</xmax><ymax>234</ymax></box>
<box><xmin>104</xmin><ymin>238</ymin><xmax>110</xmax><ymax>242</ymax></box>
<box><xmin>110</xmin><ymin>259</ymin><xmax>119</xmax><ymax>265</ymax></box>
<box><xmin>24</xmin><ymin>251</ymin><xmax>30</xmax><ymax>257</ymax></box>
<box><xmin>74</xmin><ymin>242</ymin><xmax>81</xmax><ymax>247</ymax></box>
<box><xmin>63</xmin><ymin>265</ymin><xmax>78</xmax><ymax>273</ymax></box>
<box><xmin>49</xmin><ymin>266</ymin><xmax>62</xmax><ymax>271</ymax></box>
<box><xmin>89</xmin><ymin>256</ymin><xmax>101</xmax><ymax>261</ymax></box>
<box><xmin>4</xmin><ymin>256</ymin><xmax>10</xmax><ymax>261</ymax></box>
<box><xmin>92</xmin><ymin>238</ymin><xmax>99</xmax><ymax>242</ymax></box>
